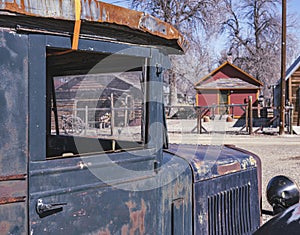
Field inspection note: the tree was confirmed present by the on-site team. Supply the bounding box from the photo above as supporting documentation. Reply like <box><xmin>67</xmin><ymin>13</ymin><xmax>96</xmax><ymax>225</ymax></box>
<box><xmin>131</xmin><ymin>0</ymin><xmax>300</xmax><ymax>105</ymax></box>
<box><xmin>131</xmin><ymin>0</ymin><xmax>222</xmax><ymax>107</ymax></box>
<box><xmin>220</xmin><ymin>0</ymin><xmax>299</xmax><ymax>98</ymax></box>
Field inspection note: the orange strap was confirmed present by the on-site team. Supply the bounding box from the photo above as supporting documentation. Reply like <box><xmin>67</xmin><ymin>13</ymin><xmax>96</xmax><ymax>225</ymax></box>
<box><xmin>72</xmin><ymin>0</ymin><xmax>81</xmax><ymax>50</ymax></box>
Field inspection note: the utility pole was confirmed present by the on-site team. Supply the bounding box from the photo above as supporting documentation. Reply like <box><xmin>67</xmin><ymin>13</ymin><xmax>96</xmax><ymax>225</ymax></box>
<box><xmin>279</xmin><ymin>0</ymin><xmax>286</xmax><ymax>135</ymax></box>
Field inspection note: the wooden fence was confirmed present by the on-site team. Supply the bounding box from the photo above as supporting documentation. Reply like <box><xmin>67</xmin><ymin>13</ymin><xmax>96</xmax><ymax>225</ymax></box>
<box><xmin>167</xmin><ymin>97</ymin><xmax>294</xmax><ymax>135</ymax></box>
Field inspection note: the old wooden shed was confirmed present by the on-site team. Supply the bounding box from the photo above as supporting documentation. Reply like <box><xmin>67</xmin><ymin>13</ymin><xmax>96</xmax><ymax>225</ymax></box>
<box><xmin>286</xmin><ymin>55</ymin><xmax>300</xmax><ymax>125</ymax></box>
<box><xmin>194</xmin><ymin>61</ymin><xmax>263</xmax><ymax>117</ymax></box>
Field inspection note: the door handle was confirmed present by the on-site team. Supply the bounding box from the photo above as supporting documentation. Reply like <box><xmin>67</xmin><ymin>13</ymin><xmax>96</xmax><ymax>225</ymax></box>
<box><xmin>36</xmin><ymin>199</ymin><xmax>67</xmax><ymax>217</ymax></box>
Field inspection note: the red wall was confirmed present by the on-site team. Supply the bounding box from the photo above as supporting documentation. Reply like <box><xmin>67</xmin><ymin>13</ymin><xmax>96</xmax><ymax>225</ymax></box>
<box><xmin>230</xmin><ymin>90</ymin><xmax>257</xmax><ymax>116</ymax></box>
<box><xmin>202</xmin><ymin>71</ymin><xmax>228</xmax><ymax>85</ymax></box>
<box><xmin>197</xmin><ymin>91</ymin><xmax>218</xmax><ymax>106</ymax></box>
<box><xmin>196</xmin><ymin>91</ymin><xmax>218</xmax><ymax>116</ymax></box>
<box><xmin>197</xmin><ymin>90</ymin><xmax>258</xmax><ymax>117</ymax></box>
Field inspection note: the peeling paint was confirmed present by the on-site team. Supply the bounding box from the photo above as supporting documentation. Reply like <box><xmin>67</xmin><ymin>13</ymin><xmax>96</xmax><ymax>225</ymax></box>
<box><xmin>248</xmin><ymin>155</ymin><xmax>257</xmax><ymax>167</ymax></box>
<box><xmin>0</xmin><ymin>179</ymin><xmax>26</xmax><ymax>205</ymax></box>
<box><xmin>0</xmin><ymin>174</ymin><xmax>26</xmax><ymax>181</ymax></box>
<box><xmin>98</xmin><ymin>227</ymin><xmax>111</xmax><ymax>235</ymax></box>
<box><xmin>198</xmin><ymin>214</ymin><xmax>204</xmax><ymax>225</ymax></box>
<box><xmin>126</xmin><ymin>199</ymin><xmax>146</xmax><ymax>235</ymax></box>
<box><xmin>72</xmin><ymin>208</ymin><xmax>86</xmax><ymax>217</ymax></box>
<box><xmin>167</xmin><ymin>144</ymin><xmax>259</xmax><ymax>181</ymax></box>
<box><xmin>78</xmin><ymin>161</ymin><xmax>86</xmax><ymax>170</ymax></box>
<box><xmin>0</xmin><ymin>221</ymin><xmax>10</xmax><ymax>234</ymax></box>
<box><xmin>121</xmin><ymin>224</ymin><xmax>129</xmax><ymax>235</ymax></box>
<box><xmin>0</xmin><ymin>196</ymin><xmax>26</xmax><ymax>205</ymax></box>
<box><xmin>217</xmin><ymin>161</ymin><xmax>241</xmax><ymax>175</ymax></box>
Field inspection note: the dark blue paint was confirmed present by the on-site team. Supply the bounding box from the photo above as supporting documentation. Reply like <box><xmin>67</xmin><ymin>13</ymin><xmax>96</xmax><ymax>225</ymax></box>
<box><xmin>254</xmin><ymin>203</ymin><xmax>300</xmax><ymax>235</ymax></box>
<box><xmin>0</xmin><ymin>30</ymin><xmax>28</xmax><ymax>235</ymax></box>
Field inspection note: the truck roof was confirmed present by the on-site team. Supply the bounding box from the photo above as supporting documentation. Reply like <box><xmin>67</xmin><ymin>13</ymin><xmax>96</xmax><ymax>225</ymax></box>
<box><xmin>0</xmin><ymin>0</ymin><xmax>188</xmax><ymax>53</ymax></box>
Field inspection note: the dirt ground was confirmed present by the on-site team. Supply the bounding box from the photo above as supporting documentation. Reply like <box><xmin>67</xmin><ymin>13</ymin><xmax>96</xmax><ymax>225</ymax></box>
<box><xmin>167</xmin><ymin>119</ymin><xmax>300</xmax><ymax>223</ymax></box>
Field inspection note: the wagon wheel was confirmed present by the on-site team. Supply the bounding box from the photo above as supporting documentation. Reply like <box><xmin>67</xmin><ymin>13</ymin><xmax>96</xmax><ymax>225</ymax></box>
<box><xmin>65</xmin><ymin>116</ymin><xmax>85</xmax><ymax>135</ymax></box>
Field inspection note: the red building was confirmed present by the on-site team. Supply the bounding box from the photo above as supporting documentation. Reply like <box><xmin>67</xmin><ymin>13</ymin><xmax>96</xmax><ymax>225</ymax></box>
<box><xmin>194</xmin><ymin>62</ymin><xmax>263</xmax><ymax>117</ymax></box>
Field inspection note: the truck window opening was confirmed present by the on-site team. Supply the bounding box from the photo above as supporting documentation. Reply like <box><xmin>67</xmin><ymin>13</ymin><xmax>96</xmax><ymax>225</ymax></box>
<box><xmin>46</xmin><ymin>48</ymin><xmax>146</xmax><ymax>158</ymax></box>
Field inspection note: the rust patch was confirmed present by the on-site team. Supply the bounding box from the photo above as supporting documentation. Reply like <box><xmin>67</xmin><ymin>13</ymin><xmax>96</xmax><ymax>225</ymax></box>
<box><xmin>0</xmin><ymin>0</ymin><xmax>188</xmax><ymax>51</ymax></box>
<box><xmin>98</xmin><ymin>226</ymin><xmax>111</xmax><ymax>235</ymax></box>
<box><xmin>3</xmin><ymin>0</ymin><xmax>27</xmax><ymax>15</ymax></box>
<box><xmin>173</xmin><ymin>180</ymin><xmax>184</xmax><ymax>197</ymax></box>
<box><xmin>0</xmin><ymin>179</ymin><xmax>27</xmax><ymax>205</ymax></box>
<box><xmin>0</xmin><ymin>196</ymin><xmax>26</xmax><ymax>205</ymax></box>
<box><xmin>217</xmin><ymin>161</ymin><xmax>241</xmax><ymax>175</ymax></box>
<box><xmin>0</xmin><ymin>221</ymin><xmax>10</xmax><ymax>234</ymax></box>
<box><xmin>0</xmin><ymin>181</ymin><xmax>26</xmax><ymax>198</ymax></box>
<box><xmin>96</xmin><ymin>2</ymin><xmax>142</xmax><ymax>29</ymax></box>
<box><xmin>121</xmin><ymin>224</ymin><xmax>129</xmax><ymax>235</ymax></box>
<box><xmin>0</xmin><ymin>174</ymin><xmax>26</xmax><ymax>181</ymax></box>
<box><xmin>173</xmin><ymin>198</ymin><xmax>184</xmax><ymax>210</ymax></box>
<box><xmin>93</xmin><ymin>3</ymin><xmax>188</xmax><ymax>51</ymax></box>
<box><xmin>72</xmin><ymin>208</ymin><xmax>86</xmax><ymax>217</ymax></box>
<box><xmin>125</xmin><ymin>199</ymin><xmax>146</xmax><ymax>235</ymax></box>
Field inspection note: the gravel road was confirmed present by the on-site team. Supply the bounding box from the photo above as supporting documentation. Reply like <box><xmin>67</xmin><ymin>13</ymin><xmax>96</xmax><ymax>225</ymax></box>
<box><xmin>167</xmin><ymin>119</ymin><xmax>300</xmax><ymax>223</ymax></box>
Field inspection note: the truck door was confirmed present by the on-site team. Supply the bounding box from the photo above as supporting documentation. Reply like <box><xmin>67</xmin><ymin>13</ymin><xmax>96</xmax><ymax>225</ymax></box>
<box><xmin>28</xmin><ymin>35</ymin><xmax>161</xmax><ymax>234</ymax></box>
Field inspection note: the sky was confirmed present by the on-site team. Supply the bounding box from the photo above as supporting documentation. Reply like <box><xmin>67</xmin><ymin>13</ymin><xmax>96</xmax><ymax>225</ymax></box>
<box><xmin>289</xmin><ymin>0</ymin><xmax>300</xmax><ymax>37</ymax></box>
<box><xmin>101</xmin><ymin>0</ymin><xmax>300</xmax><ymax>12</ymax></box>
<box><xmin>287</xmin><ymin>0</ymin><xmax>300</xmax><ymax>59</ymax></box>
<box><xmin>289</xmin><ymin>0</ymin><xmax>300</xmax><ymax>13</ymax></box>
<box><xmin>288</xmin><ymin>0</ymin><xmax>300</xmax><ymax>27</ymax></box>
<box><xmin>100</xmin><ymin>0</ymin><xmax>130</xmax><ymax>8</ymax></box>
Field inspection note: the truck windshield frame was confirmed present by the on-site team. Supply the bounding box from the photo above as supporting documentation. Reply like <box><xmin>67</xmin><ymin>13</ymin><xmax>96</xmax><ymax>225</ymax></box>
<box><xmin>28</xmin><ymin>35</ymin><xmax>153</xmax><ymax>161</ymax></box>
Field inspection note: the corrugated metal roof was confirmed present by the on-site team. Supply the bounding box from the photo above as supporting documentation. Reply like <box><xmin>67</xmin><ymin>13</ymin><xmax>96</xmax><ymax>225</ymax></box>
<box><xmin>0</xmin><ymin>0</ymin><xmax>188</xmax><ymax>52</ymax></box>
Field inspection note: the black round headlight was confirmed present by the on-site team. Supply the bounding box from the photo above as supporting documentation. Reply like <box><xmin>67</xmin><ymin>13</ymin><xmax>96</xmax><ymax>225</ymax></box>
<box><xmin>266</xmin><ymin>175</ymin><xmax>300</xmax><ymax>215</ymax></box>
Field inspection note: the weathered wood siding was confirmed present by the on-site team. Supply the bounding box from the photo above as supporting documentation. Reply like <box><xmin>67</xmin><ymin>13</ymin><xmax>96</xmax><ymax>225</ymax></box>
<box><xmin>289</xmin><ymin>68</ymin><xmax>300</xmax><ymax>125</ymax></box>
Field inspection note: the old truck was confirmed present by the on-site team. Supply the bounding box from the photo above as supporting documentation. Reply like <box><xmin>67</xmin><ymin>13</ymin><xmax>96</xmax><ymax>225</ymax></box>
<box><xmin>0</xmin><ymin>1</ymin><xmax>298</xmax><ymax>234</ymax></box>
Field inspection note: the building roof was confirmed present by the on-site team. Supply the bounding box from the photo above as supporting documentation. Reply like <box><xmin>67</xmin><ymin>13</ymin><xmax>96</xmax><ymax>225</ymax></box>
<box><xmin>196</xmin><ymin>77</ymin><xmax>259</xmax><ymax>90</ymax></box>
<box><xmin>194</xmin><ymin>61</ymin><xmax>263</xmax><ymax>90</ymax></box>
<box><xmin>286</xmin><ymin>55</ymin><xmax>300</xmax><ymax>80</ymax></box>
<box><xmin>56</xmin><ymin>72</ymin><xmax>141</xmax><ymax>92</ymax></box>
<box><xmin>55</xmin><ymin>72</ymin><xmax>143</xmax><ymax>102</ymax></box>
<box><xmin>0</xmin><ymin>0</ymin><xmax>188</xmax><ymax>52</ymax></box>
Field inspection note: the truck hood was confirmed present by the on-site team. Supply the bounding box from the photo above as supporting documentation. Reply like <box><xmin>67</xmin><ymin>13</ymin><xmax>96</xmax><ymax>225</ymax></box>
<box><xmin>165</xmin><ymin>144</ymin><xmax>258</xmax><ymax>182</ymax></box>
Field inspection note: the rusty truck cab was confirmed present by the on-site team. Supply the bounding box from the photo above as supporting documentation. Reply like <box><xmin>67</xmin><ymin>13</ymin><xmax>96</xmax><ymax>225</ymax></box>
<box><xmin>0</xmin><ymin>1</ymin><xmax>261</xmax><ymax>234</ymax></box>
